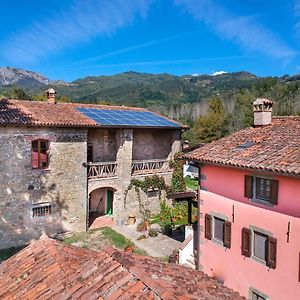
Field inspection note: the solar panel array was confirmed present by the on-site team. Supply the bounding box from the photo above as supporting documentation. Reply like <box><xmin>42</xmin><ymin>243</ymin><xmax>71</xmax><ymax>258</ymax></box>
<box><xmin>77</xmin><ymin>107</ymin><xmax>181</xmax><ymax>128</ymax></box>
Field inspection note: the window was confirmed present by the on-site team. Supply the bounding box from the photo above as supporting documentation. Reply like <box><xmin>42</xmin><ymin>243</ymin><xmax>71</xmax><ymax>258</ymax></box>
<box><xmin>32</xmin><ymin>203</ymin><xmax>51</xmax><ymax>217</ymax></box>
<box><xmin>255</xmin><ymin>177</ymin><xmax>271</xmax><ymax>201</ymax></box>
<box><xmin>32</xmin><ymin>140</ymin><xmax>49</xmax><ymax>169</ymax></box>
<box><xmin>253</xmin><ymin>231</ymin><xmax>268</xmax><ymax>261</ymax></box>
<box><xmin>250</xmin><ymin>289</ymin><xmax>268</xmax><ymax>300</ymax></box>
<box><xmin>205</xmin><ymin>214</ymin><xmax>231</xmax><ymax>248</ymax></box>
<box><xmin>214</xmin><ymin>217</ymin><xmax>225</xmax><ymax>243</ymax></box>
<box><xmin>147</xmin><ymin>189</ymin><xmax>159</xmax><ymax>198</ymax></box>
<box><xmin>252</xmin><ymin>292</ymin><xmax>266</xmax><ymax>300</ymax></box>
<box><xmin>241</xmin><ymin>227</ymin><xmax>277</xmax><ymax>269</ymax></box>
<box><xmin>244</xmin><ymin>175</ymin><xmax>278</xmax><ymax>205</ymax></box>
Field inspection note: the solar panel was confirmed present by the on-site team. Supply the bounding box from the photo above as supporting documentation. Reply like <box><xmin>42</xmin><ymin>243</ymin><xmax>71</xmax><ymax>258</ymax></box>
<box><xmin>77</xmin><ymin>107</ymin><xmax>181</xmax><ymax>128</ymax></box>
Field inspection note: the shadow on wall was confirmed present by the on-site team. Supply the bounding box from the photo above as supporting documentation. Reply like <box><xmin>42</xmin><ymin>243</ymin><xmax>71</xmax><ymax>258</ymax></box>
<box><xmin>0</xmin><ymin>178</ymin><xmax>69</xmax><ymax>250</ymax></box>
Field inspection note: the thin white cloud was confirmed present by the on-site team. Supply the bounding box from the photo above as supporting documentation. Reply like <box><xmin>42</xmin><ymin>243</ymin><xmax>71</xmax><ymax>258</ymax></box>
<box><xmin>294</xmin><ymin>0</ymin><xmax>300</xmax><ymax>33</ymax></box>
<box><xmin>175</xmin><ymin>0</ymin><xmax>296</xmax><ymax>60</ymax></box>
<box><xmin>3</xmin><ymin>0</ymin><xmax>154</xmax><ymax>63</ymax></box>
<box><xmin>72</xmin><ymin>32</ymin><xmax>196</xmax><ymax>66</ymax></box>
<box><xmin>70</xmin><ymin>54</ymin><xmax>257</xmax><ymax>70</ymax></box>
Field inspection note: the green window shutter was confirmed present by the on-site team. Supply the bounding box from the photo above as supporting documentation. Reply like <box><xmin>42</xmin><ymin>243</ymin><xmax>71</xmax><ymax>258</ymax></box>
<box><xmin>205</xmin><ymin>214</ymin><xmax>212</xmax><ymax>240</ymax></box>
<box><xmin>270</xmin><ymin>179</ymin><xmax>279</xmax><ymax>205</ymax></box>
<box><xmin>224</xmin><ymin>221</ymin><xmax>232</xmax><ymax>249</ymax></box>
<box><xmin>244</xmin><ymin>175</ymin><xmax>253</xmax><ymax>198</ymax></box>
<box><xmin>241</xmin><ymin>227</ymin><xmax>252</xmax><ymax>257</ymax></box>
<box><xmin>266</xmin><ymin>236</ymin><xmax>277</xmax><ymax>269</ymax></box>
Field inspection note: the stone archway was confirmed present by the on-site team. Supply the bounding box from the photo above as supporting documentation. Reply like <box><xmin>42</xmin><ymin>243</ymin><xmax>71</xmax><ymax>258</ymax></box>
<box><xmin>88</xmin><ymin>187</ymin><xmax>117</xmax><ymax>228</ymax></box>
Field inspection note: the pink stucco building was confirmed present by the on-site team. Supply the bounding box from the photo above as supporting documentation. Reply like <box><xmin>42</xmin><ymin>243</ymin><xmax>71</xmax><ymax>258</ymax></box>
<box><xmin>185</xmin><ymin>99</ymin><xmax>300</xmax><ymax>300</ymax></box>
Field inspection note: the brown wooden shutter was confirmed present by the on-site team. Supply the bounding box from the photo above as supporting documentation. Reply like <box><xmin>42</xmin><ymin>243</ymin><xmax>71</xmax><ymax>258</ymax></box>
<box><xmin>270</xmin><ymin>179</ymin><xmax>279</xmax><ymax>205</ymax></box>
<box><xmin>205</xmin><ymin>214</ymin><xmax>212</xmax><ymax>240</ymax></box>
<box><xmin>241</xmin><ymin>227</ymin><xmax>251</xmax><ymax>257</ymax></box>
<box><xmin>266</xmin><ymin>236</ymin><xmax>277</xmax><ymax>269</ymax></box>
<box><xmin>224</xmin><ymin>221</ymin><xmax>231</xmax><ymax>249</ymax></box>
<box><xmin>244</xmin><ymin>175</ymin><xmax>253</xmax><ymax>198</ymax></box>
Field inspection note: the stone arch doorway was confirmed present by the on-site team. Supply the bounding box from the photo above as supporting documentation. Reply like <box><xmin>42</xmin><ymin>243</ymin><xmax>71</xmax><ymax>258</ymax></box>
<box><xmin>88</xmin><ymin>187</ymin><xmax>116</xmax><ymax>228</ymax></box>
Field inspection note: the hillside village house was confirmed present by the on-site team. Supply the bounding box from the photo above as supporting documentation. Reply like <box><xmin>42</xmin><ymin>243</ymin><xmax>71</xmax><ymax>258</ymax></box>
<box><xmin>0</xmin><ymin>90</ymin><xmax>184</xmax><ymax>249</ymax></box>
<box><xmin>184</xmin><ymin>99</ymin><xmax>300</xmax><ymax>300</ymax></box>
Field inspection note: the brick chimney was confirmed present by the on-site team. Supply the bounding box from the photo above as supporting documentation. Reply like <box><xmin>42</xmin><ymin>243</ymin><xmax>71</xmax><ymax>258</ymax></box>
<box><xmin>253</xmin><ymin>98</ymin><xmax>274</xmax><ymax>126</ymax></box>
<box><xmin>46</xmin><ymin>88</ymin><xmax>57</xmax><ymax>104</ymax></box>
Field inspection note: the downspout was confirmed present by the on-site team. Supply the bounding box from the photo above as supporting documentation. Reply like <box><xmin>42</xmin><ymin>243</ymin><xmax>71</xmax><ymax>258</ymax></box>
<box><xmin>196</xmin><ymin>162</ymin><xmax>201</xmax><ymax>271</ymax></box>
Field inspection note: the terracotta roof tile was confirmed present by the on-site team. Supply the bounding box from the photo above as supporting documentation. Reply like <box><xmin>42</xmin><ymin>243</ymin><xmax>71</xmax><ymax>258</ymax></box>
<box><xmin>0</xmin><ymin>99</ymin><xmax>185</xmax><ymax>128</ymax></box>
<box><xmin>184</xmin><ymin>116</ymin><xmax>300</xmax><ymax>176</ymax></box>
<box><xmin>0</xmin><ymin>236</ymin><xmax>244</xmax><ymax>299</ymax></box>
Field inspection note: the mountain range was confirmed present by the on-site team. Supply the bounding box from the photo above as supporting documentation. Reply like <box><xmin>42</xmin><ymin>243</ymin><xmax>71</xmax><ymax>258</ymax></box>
<box><xmin>1</xmin><ymin>67</ymin><xmax>299</xmax><ymax>120</ymax></box>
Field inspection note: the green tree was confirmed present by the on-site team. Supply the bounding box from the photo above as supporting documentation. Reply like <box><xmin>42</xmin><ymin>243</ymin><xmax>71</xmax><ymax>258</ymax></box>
<box><xmin>192</xmin><ymin>96</ymin><xmax>228</xmax><ymax>143</ymax></box>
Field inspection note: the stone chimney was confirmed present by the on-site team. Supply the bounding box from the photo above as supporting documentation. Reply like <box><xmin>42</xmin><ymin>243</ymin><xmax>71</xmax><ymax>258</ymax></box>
<box><xmin>46</xmin><ymin>88</ymin><xmax>57</xmax><ymax>104</ymax></box>
<box><xmin>253</xmin><ymin>98</ymin><xmax>274</xmax><ymax>126</ymax></box>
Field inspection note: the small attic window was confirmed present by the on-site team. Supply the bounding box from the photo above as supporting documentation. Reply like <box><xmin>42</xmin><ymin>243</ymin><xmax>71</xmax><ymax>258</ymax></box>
<box><xmin>236</xmin><ymin>141</ymin><xmax>256</xmax><ymax>149</ymax></box>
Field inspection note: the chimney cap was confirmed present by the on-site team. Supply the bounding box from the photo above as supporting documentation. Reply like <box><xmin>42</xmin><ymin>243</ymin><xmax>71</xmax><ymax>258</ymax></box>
<box><xmin>253</xmin><ymin>98</ymin><xmax>274</xmax><ymax>105</ymax></box>
<box><xmin>45</xmin><ymin>88</ymin><xmax>57</xmax><ymax>94</ymax></box>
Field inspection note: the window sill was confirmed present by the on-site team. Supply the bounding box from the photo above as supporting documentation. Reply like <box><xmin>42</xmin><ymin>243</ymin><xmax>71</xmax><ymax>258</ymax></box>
<box><xmin>32</xmin><ymin>168</ymin><xmax>50</xmax><ymax>173</ymax></box>
<box><xmin>250</xmin><ymin>255</ymin><xmax>267</xmax><ymax>266</ymax></box>
<box><xmin>212</xmin><ymin>238</ymin><xmax>226</xmax><ymax>249</ymax></box>
<box><xmin>250</xmin><ymin>198</ymin><xmax>274</xmax><ymax>207</ymax></box>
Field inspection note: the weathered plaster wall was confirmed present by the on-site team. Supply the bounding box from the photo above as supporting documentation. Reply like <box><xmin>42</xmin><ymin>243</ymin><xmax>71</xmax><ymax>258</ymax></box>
<box><xmin>88</xmin><ymin>128</ymin><xmax>117</xmax><ymax>162</ymax></box>
<box><xmin>89</xmin><ymin>188</ymin><xmax>106</xmax><ymax>213</ymax></box>
<box><xmin>132</xmin><ymin>129</ymin><xmax>181</xmax><ymax>160</ymax></box>
<box><xmin>125</xmin><ymin>173</ymin><xmax>173</xmax><ymax>218</ymax></box>
<box><xmin>0</xmin><ymin>127</ymin><xmax>87</xmax><ymax>249</ymax></box>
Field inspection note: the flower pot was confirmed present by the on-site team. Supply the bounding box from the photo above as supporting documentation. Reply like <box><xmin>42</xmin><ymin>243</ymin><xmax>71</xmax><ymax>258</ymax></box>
<box><xmin>128</xmin><ymin>215</ymin><xmax>136</xmax><ymax>225</ymax></box>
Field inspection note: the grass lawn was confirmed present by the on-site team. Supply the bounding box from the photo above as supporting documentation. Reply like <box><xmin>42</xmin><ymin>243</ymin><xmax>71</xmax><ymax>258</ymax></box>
<box><xmin>0</xmin><ymin>246</ymin><xmax>26</xmax><ymax>261</ymax></box>
<box><xmin>100</xmin><ymin>227</ymin><xmax>133</xmax><ymax>249</ymax></box>
<box><xmin>64</xmin><ymin>227</ymin><xmax>147</xmax><ymax>255</ymax></box>
<box><xmin>184</xmin><ymin>176</ymin><xmax>198</xmax><ymax>191</ymax></box>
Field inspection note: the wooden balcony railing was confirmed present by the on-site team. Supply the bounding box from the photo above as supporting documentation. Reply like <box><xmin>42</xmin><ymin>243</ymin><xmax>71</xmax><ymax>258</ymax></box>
<box><xmin>131</xmin><ymin>159</ymin><xmax>171</xmax><ymax>176</ymax></box>
<box><xmin>88</xmin><ymin>161</ymin><xmax>117</xmax><ymax>179</ymax></box>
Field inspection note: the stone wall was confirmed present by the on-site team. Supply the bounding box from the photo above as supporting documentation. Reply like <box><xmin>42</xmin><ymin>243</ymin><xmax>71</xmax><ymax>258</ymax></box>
<box><xmin>124</xmin><ymin>173</ymin><xmax>173</xmax><ymax>219</ymax></box>
<box><xmin>132</xmin><ymin>129</ymin><xmax>174</xmax><ymax>160</ymax></box>
<box><xmin>0</xmin><ymin>125</ymin><xmax>181</xmax><ymax>248</ymax></box>
<box><xmin>87</xmin><ymin>128</ymin><xmax>180</xmax><ymax>222</ymax></box>
<box><xmin>88</xmin><ymin>128</ymin><xmax>117</xmax><ymax>162</ymax></box>
<box><xmin>0</xmin><ymin>126</ymin><xmax>87</xmax><ymax>249</ymax></box>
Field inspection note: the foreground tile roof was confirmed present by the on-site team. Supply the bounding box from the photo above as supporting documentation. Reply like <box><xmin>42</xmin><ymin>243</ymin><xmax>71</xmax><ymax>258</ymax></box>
<box><xmin>184</xmin><ymin>116</ymin><xmax>300</xmax><ymax>176</ymax></box>
<box><xmin>0</xmin><ymin>99</ymin><xmax>185</xmax><ymax>128</ymax></box>
<box><xmin>0</xmin><ymin>236</ymin><xmax>243</xmax><ymax>299</ymax></box>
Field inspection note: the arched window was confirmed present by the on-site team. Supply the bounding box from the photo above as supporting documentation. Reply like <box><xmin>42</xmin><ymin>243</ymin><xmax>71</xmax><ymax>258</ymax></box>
<box><xmin>31</xmin><ymin>140</ymin><xmax>49</xmax><ymax>169</ymax></box>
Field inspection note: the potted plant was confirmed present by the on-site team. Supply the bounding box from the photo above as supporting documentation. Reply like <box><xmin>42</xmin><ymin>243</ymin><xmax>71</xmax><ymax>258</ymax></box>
<box><xmin>136</xmin><ymin>220</ymin><xmax>147</xmax><ymax>232</ymax></box>
<box><xmin>148</xmin><ymin>228</ymin><xmax>158</xmax><ymax>237</ymax></box>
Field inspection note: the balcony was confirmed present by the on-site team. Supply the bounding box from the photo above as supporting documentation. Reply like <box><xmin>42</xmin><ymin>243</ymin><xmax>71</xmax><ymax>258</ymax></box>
<box><xmin>88</xmin><ymin>161</ymin><xmax>117</xmax><ymax>180</ymax></box>
<box><xmin>131</xmin><ymin>159</ymin><xmax>171</xmax><ymax>176</ymax></box>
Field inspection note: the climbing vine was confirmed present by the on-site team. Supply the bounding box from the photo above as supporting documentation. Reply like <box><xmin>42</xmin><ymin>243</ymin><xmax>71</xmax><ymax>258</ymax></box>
<box><xmin>169</xmin><ymin>153</ymin><xmax>186</xmax><ymax>192</ymax></box>
<box><xmin>124</xmin><ymin>175</ymin><xmax>167</xmax><ymax>215</ymax></box>
<box><xmin>123</xmin><ymin>154</ymin><xmax>186</xmax><ymax>216</ymax></box>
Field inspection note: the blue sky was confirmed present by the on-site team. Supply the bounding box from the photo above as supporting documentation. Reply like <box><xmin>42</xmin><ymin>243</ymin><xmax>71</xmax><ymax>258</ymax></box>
<box><xmin>0</xmin><ymin>0</ymin><xmax>299</xmax><ymax>81</ymax></box>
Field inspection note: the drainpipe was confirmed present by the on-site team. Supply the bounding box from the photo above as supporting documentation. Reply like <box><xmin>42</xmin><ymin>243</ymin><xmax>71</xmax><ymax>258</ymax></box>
<box><xmin>196</xmin><ymin>162</ymin><xmax>201</xmax><ymax>271</ymax></box>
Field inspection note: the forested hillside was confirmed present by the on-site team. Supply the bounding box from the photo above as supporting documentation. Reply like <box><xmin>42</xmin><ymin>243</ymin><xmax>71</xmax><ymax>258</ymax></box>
<box><xmin>1</xmin><ymin>69</ymin><xmax>300</xmax><ymax>144</ymax></box>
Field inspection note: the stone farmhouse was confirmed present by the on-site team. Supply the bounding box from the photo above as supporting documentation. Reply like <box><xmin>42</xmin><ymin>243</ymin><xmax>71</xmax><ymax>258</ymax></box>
<box><xmin>184</xmin><ymin>99</ymin><xmax>300</xmax><ymax>300</ymax></box>
<box><xmin>0</xmin><ymin>91</ymin><xmax>185</xmax><ymax>249</ymax></box>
